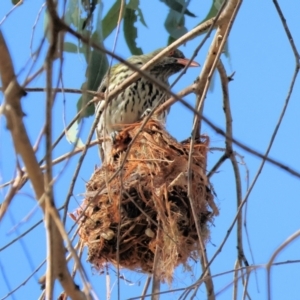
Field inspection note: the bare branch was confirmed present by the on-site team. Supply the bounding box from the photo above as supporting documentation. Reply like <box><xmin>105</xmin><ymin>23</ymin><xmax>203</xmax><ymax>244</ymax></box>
<box><xmin>0</xmin><ymin>25</ymin><xmax>88</xmax><ymax>300</ymax></box>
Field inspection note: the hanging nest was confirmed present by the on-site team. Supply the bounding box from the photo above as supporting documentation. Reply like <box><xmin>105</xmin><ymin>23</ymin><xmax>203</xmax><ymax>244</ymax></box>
<box><xmin>77</xmin><ymin>120</ymin><xmax>219</xmax><ymax>282</ymax></box>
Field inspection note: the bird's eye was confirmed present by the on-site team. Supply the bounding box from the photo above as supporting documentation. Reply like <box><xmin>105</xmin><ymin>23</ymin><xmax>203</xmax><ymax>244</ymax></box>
<box><xmin>168</xmin><ymin>50</ymin><xmax>175</xmax><ymax>57</ymax></box>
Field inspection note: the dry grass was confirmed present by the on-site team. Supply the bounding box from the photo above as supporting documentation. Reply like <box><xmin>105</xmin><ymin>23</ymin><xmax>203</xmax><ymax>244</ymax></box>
<box><xmin>77</xmin><ymin>120</ymin><xmax>218</xmax><ymax>282</ymax></box>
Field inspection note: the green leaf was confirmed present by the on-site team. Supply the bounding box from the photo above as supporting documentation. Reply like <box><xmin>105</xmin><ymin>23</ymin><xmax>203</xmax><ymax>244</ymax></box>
<box><xmin>11</xmin><ymin>0</ymin><xmax>21</xmax><ymax>5</ymax></box>
<box><xmin>43</xmin><ymin>10</ymin><xmax>51</xmax><ymax>42</ymax></box>
<box><xmin>87</xmin><ymin>38</ymin><xmax>109</xmax><ymax>91</ymax></box>
<box><xmin>77</xmin><ymin>32</ymin><xmax>108</xmax><ymax>118</ymax></box>
<box><xmin>76</xmin><ymin>95</ymin><xmax>95</xmax><ymax>117</ymax></box>
<box><xmin>86</xmin><ymin>23</ymin><xmax>108</xmax><ymax>92</ymax></box>
<box><xmin>167</xmin><ymin>35</ymin><xmax>176</xmax><ymax>45</ymax></box>
<box><xmin>136</xmin><ymin>7</ymin><xmax>147</xmax><ymax>27</ymax></box>
<box><xmin>164</xmin><ymin>9</ymin><xmax>188</xmax><ymax>40</ymax></box>
<box><xmin>77</xmin><ymin>4</ymin><xmax>108</xmax><ymax>119</ymax></box>
<box><xmin>197</xmin><ymin>0</ymin><xmax>223</xmax><ymax>26</ymax></box>
<box><xmin>127</xmin><ymin>0</ymin><xmax>147</xmax><ymax>27</ymax></box>
<box><xmin>160</xmin><ymin>0</ymin><xmax>196</xmax><ymax>17</ymax></box>
<box><xmin>102</xmin><ymin>0</ymin><xmax>125</xmax><ymax>40</ymax></box>
<box><xmin>124</xmin><ymin>7</ymin><xmax>143</xmax><ymax>55</ymax></box>
<box><xmin>65</xmin><ymin>0</ymin><xmax>83</xmax><ymax>28</ymax></box>
<box><xmin>126</xmin><ymin>0</ymin><xmax>139</xmax><ymax>9</ymax></box>
<box><xmin>95</xmin><ymin>2</ymin><xmax>104</xmax><ymax>40</ymax></box>
<box><xmin>63</xmin><ymin>42</ymin><xmax>79</xmax><ymax>53</ymax></box>
<box><xmin>66</xmin><ymin>122</ymin><xmax>85</xmax><ymax>148</ymax></box>
<box><xmin>223</xmin><ymin>41</ymin><xmax>230</xmax><ymax>59</ymax></box>
<box><xmin>77</xmin><ymin>46</ymin><xmax>108</xmax><ymax>117</ymax></box>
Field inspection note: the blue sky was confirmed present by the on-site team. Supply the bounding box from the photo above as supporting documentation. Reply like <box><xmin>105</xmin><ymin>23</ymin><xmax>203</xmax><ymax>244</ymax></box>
<box><xmin>1</xmin><ymin>1</ymin><xmax>300</xmax><ymax>299</ymax></box>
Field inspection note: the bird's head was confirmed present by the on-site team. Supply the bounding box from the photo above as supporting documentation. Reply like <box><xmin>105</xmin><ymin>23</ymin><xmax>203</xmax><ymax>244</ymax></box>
<box><xmin>147</xmin><ymin>48</ymin><xmax>200</xmax><ymax>79</ymax></box>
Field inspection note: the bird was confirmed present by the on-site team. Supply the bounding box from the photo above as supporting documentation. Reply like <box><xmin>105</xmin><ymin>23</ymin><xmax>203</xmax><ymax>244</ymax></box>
<box><xmin>95</xmin><ymin>48</ymin><xmax>199</xmax><ymax>162</ymax></box>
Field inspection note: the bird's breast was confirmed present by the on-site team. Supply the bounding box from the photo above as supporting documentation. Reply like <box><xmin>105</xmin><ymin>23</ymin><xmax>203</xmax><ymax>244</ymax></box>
<box><xmin>98</xmin><ymin>79</ymin><xmax>169</xmax><ymax>135</ymax></box>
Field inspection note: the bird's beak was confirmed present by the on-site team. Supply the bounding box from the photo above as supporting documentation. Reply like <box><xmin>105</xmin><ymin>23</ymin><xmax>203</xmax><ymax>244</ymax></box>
<box><xmin>177</xmin><ymin>58</ymin><xmax>200</xmax><ymax>67</ymax></box>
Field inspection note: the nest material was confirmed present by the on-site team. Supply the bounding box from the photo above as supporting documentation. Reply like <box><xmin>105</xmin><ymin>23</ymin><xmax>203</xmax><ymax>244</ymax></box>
<box><xmin>78</xmin><ymin>120</ymin><xmax>218</xmax><ymax>282</ymax></box>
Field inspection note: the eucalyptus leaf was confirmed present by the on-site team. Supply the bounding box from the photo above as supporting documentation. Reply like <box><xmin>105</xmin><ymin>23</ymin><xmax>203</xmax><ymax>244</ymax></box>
<box><xmin>164</xmin><ymin>9</ymin><xmax>188</xmax><ymax>40</ymax></box>
<box><xmin>87</xmin><ymin>38</ymin><xmax>109</xmax><ymax>92</ymax></box>
<box><xmin>167</xmin><ymin>35</ymin><xmax>176</xmax><ymax>45</ymax></box>
<box><xmin>197</xmin><ymin>0</ymin><xmax>231</xmax><ymax>64</ymax></box>
<box><xmin>43</xmin><ymin>10</ymin><xmax>51</xmax><ymax>42</ymax></box>
<box><xmin>66</xmin><ymin>122</ymin><xmax>85</xmax><ymax>148</ymax></box>
<box><xmin>160</xmin><ymin>0</ymin><xmax>196</xmax><ymax>17</ymax></box>
<box><xmin>127</xmin><ymin>0</ymin><xmax>147</xmax><ymax>27</ymax></box>
<box><xmin>127</xmin><ymin>0</ymin><xmax>139</xmax><ymax>9</ymax></box>
<box><xmin>77</xmin><ymin>3</ymin><xmax>108</xmax><ymax>119</ymax></box>
<box><xmin>124</xmin><ymin>7</ymin><xmax>143</xmax><ymax>55</ymax></box>
<box><xmin>79</xmin><ymin>28</ymin><xmax>94</xmax><ymax>62</ymax></box>
<box><xmin>77</xmin><ymin>95</ymin><xmax>95</xmax><ymax>117</ymax></box>
<box><xmin>77</xmin><ymin>31</ymin><xmax>108</xmax><ymax>118</ymax></box>
<box><xmin>95</xmin><ymin>1</ymin><xmax>104</xmax><ymax>40</ymax></box>
<box><xmin>77</xmin><ymin>46</ymin><xmax>108</xmax><ymax>117</ymax></box>
<box><xmin>87</xmin><ymin>5</ymin><xmax>108</xmax><ymax>91</ymax></box>
<box><xmin>223</xmin><ymin>41</ymin><xmax>230</xmax><ymax>59</ymax></box>
<box><xmin>197</xmin><ymin>0</ymin><xmax>224</xmax><ymax>26</ymax></box>
<box><xmin>136</xmin><ymin>7</ymin><xmax>147</xmax><ymax>27</ymax></box>
<box><xmin>63</xmin><ymin>42</ymin><xmax>78</xmax><ymax>53</ymax></box>
<box><xmin>102</xmin><ymin>0</ymin><xmax>125</xmax><ymax>40</ymax></box>
<box><xmin>11</xmin><ymin>0</ymin><xmax>21</xmax><ymax>5</ymax></box>
<box><xmin>65</xmin><ymin>0</ymin><xmax>82</xmax><ymax>28</ymax></box>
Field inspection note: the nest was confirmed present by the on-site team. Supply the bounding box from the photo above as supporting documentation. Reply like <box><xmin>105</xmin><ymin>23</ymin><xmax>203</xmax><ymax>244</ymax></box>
<box><xmin>77</xmin><ymin>120</ymin><xmax>218</xmax><ymax>282</ymax></box>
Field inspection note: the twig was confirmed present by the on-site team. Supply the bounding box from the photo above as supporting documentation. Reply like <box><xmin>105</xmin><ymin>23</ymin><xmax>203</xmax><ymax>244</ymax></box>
<box><xmin>232</xmin><ymin>260</ymin><xmax>239</xmax><ymax>300</ymax></box>
<box><xmin>193</xmin><ymin>0</ymin><xmax>241</xmax><ymax>136</ymax></box>
<box><xmin>30</xmin><ymin>2</ymin><xmax>46</xmax><ymax>56</ymax></box>
<box><xmin>45</xmin><ymin>0</ymin><xmax>230</xmax><ymax>112</ymax></box>
<box><xmin>151</xmin><ymin>227</ymin><xmax>161</xmax><ymax>300</ymax></box>
<box><xmin>273</xmin><ymin>0</ymin><xmax>300</xmax><ymax>63</ymax></box>
<box><xmin>155</xmin><ymin>83</ymin><xmax>196</xmax><ymax>115</ymax></box>
<box><xmin>0</xmin><ymin>163</ymin><xmax>22</xmax><ymax>221</ymax></box>
<box><xmin>140</xmin><ymin>276</ymin><xmax>151</xmax><ymax>300</ymax></box>
<box><xmin>0</xmin><ymin>260</ymin><xmax>46</xmax><ymax>300</ymax></box>
<box><xmin>0</xmin><ymin>13</ymin><xmax>88</xmax><ymax>300</ymax></box>
<box><xmin>217</xmin><ymin>59</ymin><xmax>248</xmax><ymax>269</ymax></box>
<box><xmin>0</xmin><ymin>0</ymin><xmax>23</xmax><ymax>26</ymax></box>
<box><xmin>0</xmin><ymin>139</ymin><xmax>100</xmax><ymax>189</ymax></box>
<box><xmin>108</xmin><ymin>3</ymin><xmax>125</xmax><ymax>298</ymax></box>
<box><xmin>61</xmin><ymin>95</ymin><xmax>103</xmax><ymax>223</ymax></box>
<box><xmin>266</xmin><ymin>229</ymin><xmax>300</xmax><ymax>300</ymax></box>
<box><xmin>128</xmin><ymin>259</ymin><xmax>300</xmax><ymax>299</ymax></box>
<box><xmin>184</xmin><ymin>1</ymin><xmax>242</xmax><ymax>299</ymax></box>
<box><xmin>18</xmin><ymin>87</ymin><xmax>97</xmax><ymax>95</ymax></box>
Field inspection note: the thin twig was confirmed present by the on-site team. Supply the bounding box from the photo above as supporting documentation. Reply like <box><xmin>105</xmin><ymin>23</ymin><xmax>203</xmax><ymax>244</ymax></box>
<box><xmin>0</xmin><ymin>0</ymin><xmax>23</xmax><ymax>26</ymax></box>
<box><xmin>266</xmin><ymin>229</ymin><xmax>300</xmax><ymax>300</ymax></box>
<box><xmin>184</xmin><ymin>1</ymin><xmax>242</xmax><ymax>299</ymax></box>
<box><xmin>140</xmin><ymin>276</ymin><xmax>152</xmax><ymax>300</ymax></box>
<box><xmin>0</xmin><ymin>260</ymin><xmax>46</xmax><ymax>300</ymax></box>
<box><xmin>273</xmin><ymin>0</ymin><xmax>300</xmax><ymax>63</ymax></box>
<box><xmin>217</xmin><ymin>58</ymin><xmax>249</xmax><ymax>269</ymax></box>
<box><xmin>20</xmin><ymin>87</ymin><xmax>97</xmax><ymax>95</ymax></box>
<box><xmin>30</xmin><ymin>2</ymin><xmax>46</xmax><ymax>56</ymax></box>
<box><xmin>128</xmin><ymin>259</ymin><xmax>300</xmax><ymax>300</ymax></box>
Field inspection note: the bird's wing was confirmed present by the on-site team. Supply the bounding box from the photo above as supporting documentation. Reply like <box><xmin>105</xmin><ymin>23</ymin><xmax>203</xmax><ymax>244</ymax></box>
<box><xmin>94</xmin><ymin>97</ymin><xmax>105</xmax><ymax>161</ymax></box>
<box><xmin>95</xmin><ymin>72</ymin><xmax>109</xmax><ymax>162</ymax></box>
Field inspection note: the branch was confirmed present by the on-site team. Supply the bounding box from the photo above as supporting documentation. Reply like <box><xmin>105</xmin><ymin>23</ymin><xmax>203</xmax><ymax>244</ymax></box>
<box><xmin>193</xmin><ymin>0</ymin><xmax>242</xmax><ymax>136</ymax></box>
<box><xmin>45</xmin><ymin>0</ymin><xmax>232</xmax><ymax>110</ymax></box>
<box><xmin>0</xmin><ymin>28</ymin><xmax>88</xmax><ymax>300</ymax></box>
<box><xmin>1</xmin><ymin>87</ymin><xmax>98</xmax><ymax>96</ymax></box>
<box><xmin>0</xmin><ymin>31</ymin><xmax>44</xmax><ymax>207</ymax></box>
